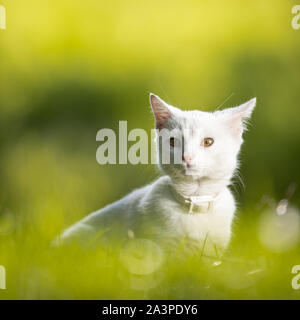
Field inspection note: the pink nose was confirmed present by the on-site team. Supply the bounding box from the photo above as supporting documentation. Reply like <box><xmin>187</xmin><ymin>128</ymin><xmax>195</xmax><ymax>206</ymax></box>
<box><xmin>182</xmin><ymin>154</ymin><xmax>193</xmax><ymax>164</ymax></box>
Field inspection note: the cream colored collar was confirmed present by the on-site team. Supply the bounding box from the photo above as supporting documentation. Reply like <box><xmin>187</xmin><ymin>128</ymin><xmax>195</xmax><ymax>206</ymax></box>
<box><xmin>171</xmin><ymin>185</ymin><xmax>218</xmax><ymax>214</ymax></box>
<box><xmin>184</xmin><ymin>195</ymin><xmax>215</xmax><ymax>214</ymax></box>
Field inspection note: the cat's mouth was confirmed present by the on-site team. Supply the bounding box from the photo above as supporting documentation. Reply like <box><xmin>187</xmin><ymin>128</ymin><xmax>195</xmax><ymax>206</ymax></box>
<box><xmin>164</xmin><ymin>163</ymin><xmax>207</xmax><ymax>178</ymax></box>
<box><xmin>183</xmin><ymin>164</ymin><xmax>209</xmax><ymax>177</ymax></box>
<box><xmin>185</xmin><ymin>168</ymin><xmax>203</xmax><ymax>176</ymax></box>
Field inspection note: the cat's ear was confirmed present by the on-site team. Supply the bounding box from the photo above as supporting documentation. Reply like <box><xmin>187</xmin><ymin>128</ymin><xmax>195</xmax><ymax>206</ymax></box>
<box><xmin>223</xmin><ymin>98</ymin><xmax>256</xmax><ymax>137</ymax></box>
<box><xmin>150</xmin><ymin>94</ymin><xmax>176</xmax><ymax>130</ymax></box>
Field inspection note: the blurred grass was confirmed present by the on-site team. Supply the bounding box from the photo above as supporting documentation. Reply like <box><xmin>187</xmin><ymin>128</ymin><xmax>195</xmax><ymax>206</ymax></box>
<box><xmin>0</xmin><ymin>0</ymin><xmax>300</xmax><ymax>299</ymax></box>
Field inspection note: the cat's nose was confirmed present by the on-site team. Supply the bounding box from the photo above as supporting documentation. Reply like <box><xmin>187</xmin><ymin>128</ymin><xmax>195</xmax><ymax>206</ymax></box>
<box><xmin>182</xmin><ymin>154</ymin><xmax>194</xmax><ymax>165</ymax></box>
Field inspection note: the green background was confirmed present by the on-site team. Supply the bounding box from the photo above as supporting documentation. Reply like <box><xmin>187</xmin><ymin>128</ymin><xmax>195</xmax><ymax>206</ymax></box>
<box><xmin>0</xmin><ymin>0</ymin><xmax>300</xmax><ymax>299</ymax></box>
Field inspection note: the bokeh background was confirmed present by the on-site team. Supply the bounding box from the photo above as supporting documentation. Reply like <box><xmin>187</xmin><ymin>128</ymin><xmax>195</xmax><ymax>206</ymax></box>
<box><xmin>0</xmin><ymin>0</ymin><xmax>300</xmax><ymax>299</ymax></box>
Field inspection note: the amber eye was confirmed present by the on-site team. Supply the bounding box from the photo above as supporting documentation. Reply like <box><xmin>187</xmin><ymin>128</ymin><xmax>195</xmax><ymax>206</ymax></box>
<box><xmin>170</xmin><ymin>137</ymin><xmax>175</xmax><ymax>147</ymax></box>
<box><xmin>203</xmin><ymin>137</ymin><xmax>214</xmax><ymax>147</ymax></box>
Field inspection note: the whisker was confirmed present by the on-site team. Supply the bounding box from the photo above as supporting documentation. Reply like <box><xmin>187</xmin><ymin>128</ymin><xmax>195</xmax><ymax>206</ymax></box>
<box><xmin>215</xmin><ymin>92</ymin><xmax>235</xmax><ymax>111</ymax></box>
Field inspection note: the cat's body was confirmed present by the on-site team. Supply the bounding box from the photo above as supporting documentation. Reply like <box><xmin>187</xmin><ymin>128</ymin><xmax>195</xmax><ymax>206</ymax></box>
<box><xmin>61</xmin><ymin>175</ymin><xmax>235</xmax><ymax>254</ymax></box>
<box><xmin>59</xmin><ymin>94</ymin><xmax>256</xmax><ymax>256</ymax></box>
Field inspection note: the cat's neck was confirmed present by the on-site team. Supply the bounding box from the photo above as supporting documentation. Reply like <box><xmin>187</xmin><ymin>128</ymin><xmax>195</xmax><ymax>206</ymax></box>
<box><xmin>170</xmin><ymin>175</ymin><xmax>231</xmax><ymax>198</ymax></box>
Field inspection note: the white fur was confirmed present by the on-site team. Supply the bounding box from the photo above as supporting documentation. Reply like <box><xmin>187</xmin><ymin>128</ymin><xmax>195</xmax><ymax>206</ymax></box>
<box><xmin>59</xmin><ymin>94</ymin><xmax>256</xmax><ymax>256</ymax></box>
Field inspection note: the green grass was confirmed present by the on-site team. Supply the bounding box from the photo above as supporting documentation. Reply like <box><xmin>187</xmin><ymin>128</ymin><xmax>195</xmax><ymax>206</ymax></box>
<box><xmin>0</xmin><ymin>190</ymin><xmax>299</xmax><ymax>299</ymax></box>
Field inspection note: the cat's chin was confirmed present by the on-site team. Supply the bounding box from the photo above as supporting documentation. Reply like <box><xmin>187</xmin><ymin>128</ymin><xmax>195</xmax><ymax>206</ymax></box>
<box><xmin>183</xmin><ymin>165</ymin><xmax>208</xmax><ymax>178</ymax></box>
<box><xmin>160</xmin><ymin>165</ymin><xmax>206</xmax><ymax>181</ymax></box>
<box><xmin>175</xmin><ymin>168</ymin><xmax>204</xmax><ymax>180</ymax></box>
<box><xmin>184</xmin><ymin>171</ymin><xmax>203</xmax><ymax>181</ymax></box>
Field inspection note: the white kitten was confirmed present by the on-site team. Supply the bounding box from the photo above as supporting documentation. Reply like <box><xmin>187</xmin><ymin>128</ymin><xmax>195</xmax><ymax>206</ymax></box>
<box><xmin>59</xmin><ymin>94</ymin><xmax>256</xmax><ymax>256</ymax></box>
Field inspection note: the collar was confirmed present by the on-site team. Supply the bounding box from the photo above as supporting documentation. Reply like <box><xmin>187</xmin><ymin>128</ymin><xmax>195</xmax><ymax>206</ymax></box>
<box><xmin>170</xmin><ymin>185</ymin><xmax>218</xmax><ymax>214</ymax></box>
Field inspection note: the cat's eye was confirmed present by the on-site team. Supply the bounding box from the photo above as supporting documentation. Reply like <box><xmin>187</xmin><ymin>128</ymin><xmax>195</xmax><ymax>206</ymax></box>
<box><xmin>203</xmin><ymin>137</ymin><xmax>214</xmax><ymax>147</ymax></box>
<box><xmin>169</xmin><ymin>137</ymin><xmax>175</xmax><ymax>147</ymax></box>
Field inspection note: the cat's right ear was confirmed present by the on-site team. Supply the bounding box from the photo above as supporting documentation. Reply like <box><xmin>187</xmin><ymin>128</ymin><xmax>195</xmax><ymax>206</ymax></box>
<box><xmin>150</xmin><ymin>94</ymin><xmax>173</xmax><ymax>130</ymax></box>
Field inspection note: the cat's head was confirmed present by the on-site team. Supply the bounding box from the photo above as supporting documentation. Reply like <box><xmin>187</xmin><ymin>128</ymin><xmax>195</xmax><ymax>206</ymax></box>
<box><xmin>150</xmin><ymin>94</ymin><xmax>256</xmax><ymax>183</ymax></box>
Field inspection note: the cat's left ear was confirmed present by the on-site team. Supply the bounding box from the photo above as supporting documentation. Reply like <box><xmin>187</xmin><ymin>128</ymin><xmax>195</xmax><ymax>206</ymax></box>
<box><xmin>149</xmin><ymin>94</ymin><xmax>180</xmax><ymax>130</ymax></box>
<box><xmin>223</xmin><ymin>98</ymin><xmax>257</xmax><ymax>137</ymax></box>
